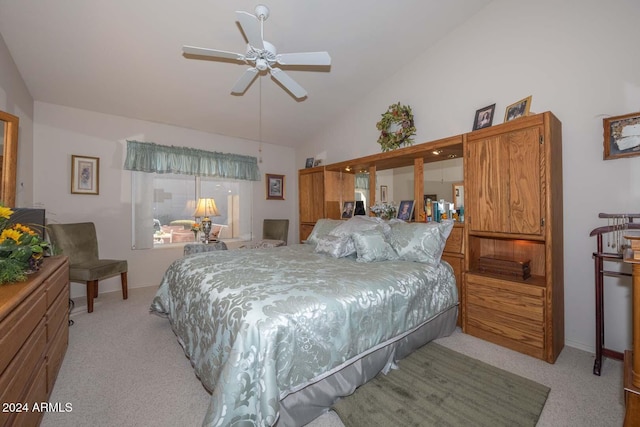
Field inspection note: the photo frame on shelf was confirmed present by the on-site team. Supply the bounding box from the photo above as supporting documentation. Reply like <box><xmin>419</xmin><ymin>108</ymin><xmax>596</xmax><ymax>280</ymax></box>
<box><xmin>472</xmin><ymin>103</ymin><xmax>496</xmax><ymax>130</ymax></box>
<box><xmin>380</xmin><ymin>185</ymin><xmax>388</xmax><ymax>203</ymax></box>
<box><xmin>504</xmin><ymin>96</ymin><xmax>532</xmax><ymax>122</ymax></box>
<box><xmin>341</xmin><ymin>201</ymin><xmax>355</xmax><ymax>219</ymax></box>
<box><xmin>603</xmin><ymin>111</ymin><xmax>640</xmax><ymax>160</ymax></box>
<box><xmin>305</xmin><ymin>157</ymin><xmax>315</xmax><ymax>168</ymax></box>
<box><xmin>71</xmin><ymin>155</ymin><xmax>99</xmax><ymax>195</ymax></box>
<box><xmin>313</xmin><ymin>159</ymin><xmax>323</xmax><ymax>167</ymax></box>
<box><xmin>397</xmin><ymin>200</ymin><xmax>415</xmax><ymax>221</ymax></box>
<box><xmin>266</xmin><ymin>174</ymin><xmax>285</xmax><ymax>200</ymax></box>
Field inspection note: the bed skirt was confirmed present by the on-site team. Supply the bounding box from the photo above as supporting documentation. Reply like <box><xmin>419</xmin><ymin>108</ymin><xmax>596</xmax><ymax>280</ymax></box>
<box><xmin>276</xmin><ymin>304</ymin><xmax>458</xmax><ymax>427</ymax></box>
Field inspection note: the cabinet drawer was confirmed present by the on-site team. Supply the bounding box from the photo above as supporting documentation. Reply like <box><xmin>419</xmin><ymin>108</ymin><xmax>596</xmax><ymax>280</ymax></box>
<box><xmin>465</xmin><ymin>273</ymin><xmax>544</xmax><ymax>322</ymax></box>
<box><xmin>47</xmin><ymin>318</ymin><xmax>69</xmax><ymax>393</ymax></box>
<box><xmin>45</xmin><ymin>262</ymin><xmax>69</xmax><ymax>307</ymax></box>
<box><xmin>0</xmin><ymin>319</ymin><xmax>46</xmax><ymax>407</ymax></box>
<box><xmin>443</xmin><ymin>225</ymin><xmax>464</xmax><ymax>255</ymax></box>
<box><xmin>0</xmin><ymin>289</ymin><xmax>46</xmax><ymax>375</ymax></box>
<box><xmin>5</xmin><ymin>361</ymin><xmax>48</xmax><ymax>427</ymax></box>
<box><xmin>47</xmin><ymin>286</ymin><xmax>69</xmax><ymax>342</ymax></box>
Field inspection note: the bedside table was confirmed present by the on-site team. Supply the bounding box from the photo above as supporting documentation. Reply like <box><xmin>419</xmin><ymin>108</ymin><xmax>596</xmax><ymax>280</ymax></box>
<box><xmin>183</xmin><ymin>241</ymin><xmax>228</xmax><ymax>256</ymax></box>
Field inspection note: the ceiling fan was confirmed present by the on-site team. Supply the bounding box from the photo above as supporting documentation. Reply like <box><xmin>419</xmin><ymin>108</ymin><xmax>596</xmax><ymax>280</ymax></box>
<box><xmin>183</xmin><ymin>4</ymin><xmax>331</xmax><ymax>99</ymax></box>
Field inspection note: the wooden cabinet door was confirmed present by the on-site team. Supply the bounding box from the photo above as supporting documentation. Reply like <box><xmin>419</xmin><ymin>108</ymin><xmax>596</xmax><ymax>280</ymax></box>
<box><xmin>467</xmin><ymin>125</ymin><xmax>543</xmax><ymax>236</ymax></box>
<box><xmin>299</xmin><ymin>171</ymin><xmax>325</xmax><ymax>223</ymax></box>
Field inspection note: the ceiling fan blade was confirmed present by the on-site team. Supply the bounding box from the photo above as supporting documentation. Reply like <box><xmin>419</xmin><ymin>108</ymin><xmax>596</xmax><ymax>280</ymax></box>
<box><xmin>236</xmin><ymin>11</ymin><xmax>264</xmax><ymax>50</ymax></box>
<box><xmin>183</xmin><ymin>45</ymin><xmax>245</xmax><ymax>61</ymax></box>
<box><xmin>276</xmin><ymin>52</ymin><xmax>331</xmax><ymax>66</ymax></box>
<box><xmin>270</xmin><ymin>68</ymin><xmax>307</xmax><ymax>99</ymax></box>
<box><xmin>231</xmin><ymin>68</ymin><xmax>259</xmax><ymax>94</ymax></box>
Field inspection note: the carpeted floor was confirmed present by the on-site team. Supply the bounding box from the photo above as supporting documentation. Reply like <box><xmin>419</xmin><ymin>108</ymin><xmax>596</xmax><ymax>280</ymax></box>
<box><xmin>41</xmin><ymin>286</ymin><xmax>625</xmax><ymax>427</ymax></box>
<box><xmin>333</xmin><ymin>342</ymin><xmax>549</xmax><ymax>427</ymax></box>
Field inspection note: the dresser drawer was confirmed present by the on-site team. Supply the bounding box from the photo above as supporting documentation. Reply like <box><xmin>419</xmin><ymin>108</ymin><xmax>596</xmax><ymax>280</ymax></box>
<box><xmin>45</xmin><ymin>260</ymin><xmax>69</xmax><ymax>307</ymax></box>
<box><xmin>0</xmin><ymin>318</ymin><xmax>46</xmax><ymax>407</ymax></box>
<box><xmin>47</xmin><ymin>317</ymin><xmax>69</xmax><ymax>393</ymax></box>
<box><xmin>2</xmin><ymin>361</ymin><xmax>48</xmax><ymax>427</ymax></box>
<box><xmin>0</xmin><ymin>289</ymin><xmax>46</xmax><ymax>375</ymax></box>
<box><xmin>46</xmin><ymin>286</ymin><xmax>69</xmax><ymax>342</ymax></box>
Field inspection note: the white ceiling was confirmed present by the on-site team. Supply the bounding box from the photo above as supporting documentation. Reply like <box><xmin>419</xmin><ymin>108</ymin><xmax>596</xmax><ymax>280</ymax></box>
<box><xmin>0</xmin><ymin>0</ymin><xmax>491</xmax><ymax>148</ymax></box>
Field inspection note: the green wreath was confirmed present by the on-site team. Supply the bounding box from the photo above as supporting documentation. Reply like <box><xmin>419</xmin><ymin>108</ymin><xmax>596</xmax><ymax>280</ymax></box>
<box><xmin>376</xmin><ymin>102</ymin><xmax>416</xmax><ymax>152</ymax></box>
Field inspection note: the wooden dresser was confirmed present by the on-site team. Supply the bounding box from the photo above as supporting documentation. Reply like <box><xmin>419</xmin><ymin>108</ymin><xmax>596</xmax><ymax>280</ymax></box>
<box><xmin>0</xmin><ymin>256</ymin><xmax>70</xmax><ymax>427</ymax></box>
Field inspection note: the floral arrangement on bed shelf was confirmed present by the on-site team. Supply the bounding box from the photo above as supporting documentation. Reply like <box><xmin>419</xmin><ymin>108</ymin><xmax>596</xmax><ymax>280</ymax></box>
<box><xmin>0</xmin><ymin>205</ymin><xmax>49</xmax><ymax>285</ymax></box>
<box><xmin>191</xmin><ymin>222</ymin><xmax>201</xmax><ymax>241</ymax></box>
<box><xmin>370</xmin><ymin>202</ymin><xmax>397</xmax><ymax>220</ymax></box>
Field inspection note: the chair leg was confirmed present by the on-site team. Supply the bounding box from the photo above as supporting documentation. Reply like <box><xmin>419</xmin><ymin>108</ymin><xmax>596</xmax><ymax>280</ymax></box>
<box><xmin>87</xmin><ymin>280</ymin><xmax>98</xmax><ymax>313</ymax></box>
<box><xmin>121</xmin><ymin>272</ymin><xmax>128</xmax><ymax>300</ymax></box>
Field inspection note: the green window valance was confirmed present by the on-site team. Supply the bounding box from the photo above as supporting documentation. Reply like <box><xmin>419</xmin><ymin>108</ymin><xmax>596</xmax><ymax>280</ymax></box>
<box><xmin>123</xmin><ymin>140</ymin><xmax>261</xmax><ymax>181</ymax></box>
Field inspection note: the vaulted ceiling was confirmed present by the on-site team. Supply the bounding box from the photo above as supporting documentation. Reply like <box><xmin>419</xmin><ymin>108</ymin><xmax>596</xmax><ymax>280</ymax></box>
<box><xmin>0</xmin><ymin>0</ymin><xmax>491</xmax><ymax>148</ymax></box>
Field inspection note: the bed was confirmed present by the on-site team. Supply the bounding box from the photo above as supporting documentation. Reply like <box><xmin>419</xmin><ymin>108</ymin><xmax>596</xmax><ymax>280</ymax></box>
<box><xmin>150</xmin><ymin>217</ymin><xmax>458</xmax><ymax>426</ymax></box>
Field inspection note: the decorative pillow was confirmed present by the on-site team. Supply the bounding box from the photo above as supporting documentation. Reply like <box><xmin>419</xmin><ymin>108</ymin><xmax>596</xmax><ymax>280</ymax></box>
<box><xmin>306</xmin><ymin>219</ymin><xmax>344</xmax><ymax>245</ymax></box>
<box><xmin>314</xmin><ymin>235</ymin><xmax>356</xmax><ymax>258</ymax></box>
<box><xmin>328</xmin><ymin>216</ymin><xmax>390</xmax><ymax>238</ymax></box>
<box><xmin>352</xmin><ymin>229</ymin><xmax>398</xmax><ymax>263</ymax></box>
<box><xmin>388</xmin><ymin>220</ymin><xmax>454</xmax><ymax>266</ymax></box>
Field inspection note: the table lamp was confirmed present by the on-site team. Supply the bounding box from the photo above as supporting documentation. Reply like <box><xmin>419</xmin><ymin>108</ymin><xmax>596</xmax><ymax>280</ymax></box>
<box><xmin>193</xmin><ymin>198</ymin><xmax>219</xmax><ymax>244</ymax></box>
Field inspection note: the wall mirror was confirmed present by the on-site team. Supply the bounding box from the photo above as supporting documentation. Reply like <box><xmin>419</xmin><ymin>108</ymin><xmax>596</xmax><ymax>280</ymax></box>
<box><xmin>0</xmin><ymin>110</ymin><xmax>19</xmax><ymax>207</ymax></box>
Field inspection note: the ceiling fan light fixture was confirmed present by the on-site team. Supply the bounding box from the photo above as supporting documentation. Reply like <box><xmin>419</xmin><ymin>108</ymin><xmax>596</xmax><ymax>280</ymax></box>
<box><xmin>255</xmin><ymin>58</ymin><xmax>268</xmax><ymax>71</ymax></box>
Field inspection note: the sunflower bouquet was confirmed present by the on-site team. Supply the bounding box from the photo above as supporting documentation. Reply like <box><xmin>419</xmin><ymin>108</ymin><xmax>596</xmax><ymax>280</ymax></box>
<box><xmin>0</xmin><ymin>205</ymin><xmax>49</xmax><ymax>285</ymax></box>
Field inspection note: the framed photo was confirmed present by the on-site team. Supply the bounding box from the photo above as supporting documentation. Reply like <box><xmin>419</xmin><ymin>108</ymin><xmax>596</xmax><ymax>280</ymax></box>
<box><xmin>380</xmin><ymin>185</ymin><xmax>388</xmax><ymax>203</ymax></box>
<box><xmin>305</xmin><ymin>157</ymin><xmax>315</xmax><ymax>168</ymax></box>
<box><xmin>472</xmin><ymin>103</ymin><xmax>496</xmax><ymax>130</ymax></box>
<box><xmin>341</xmin><ymin>201</ymin><xmax>355</xmax><ymax>219</ymax></box>
<box><xmin>452</xmin><ymin>182</ymin><xmax>464</xmax><ymax>209</ymax></box>
<box><xmin>603</xmin><ymin>112</ymin><xmax>640</xmax><ymax>160</ymax></box>
<box><xmin>397</xmin><ymin>200</ymin><xmax>415</xmax><ymax>221</ymax></box>
<box><xmin>313</xmin><ymin>159</ymin><xmax>323</xmax><ymax>167</ymax></box>
<box><xmin>71</xmin><ymin>155</ymin><xmax>99</xmax><ymax>195</ymax></box>
<box><xmin>504</xmin><ymin>96</ymin><xmax>532</xmax><ymax>122</ymax></box>
<box><xmin>266</xmin><ymin>174</ymin><xmax>285</xmax><ymax>200</ymax></box>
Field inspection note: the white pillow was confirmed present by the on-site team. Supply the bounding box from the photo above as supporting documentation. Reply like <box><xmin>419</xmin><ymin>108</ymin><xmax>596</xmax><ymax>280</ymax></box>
<box><xmin>388</xmin><ymin>220</ymin><xmax>454</xmax><ymax>266</ymax></box>
<box><xmin>314</xmin><ymin>235</ymin><xmax>356</xmax><ymax>258</ymax></box>
<box><xmin>352</xmin><ymin>229</ymin><xmax>398</xmax><ymax>263</ymax></box>
<box><xmin>306</xmin><ymin>219</ymin><xmax>344</xmax><ymax>246</ymax></box>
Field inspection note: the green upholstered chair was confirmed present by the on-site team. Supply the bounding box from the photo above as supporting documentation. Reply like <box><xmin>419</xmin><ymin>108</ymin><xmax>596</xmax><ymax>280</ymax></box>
<box><xmin>47</xmin><ymin>222</ymin><xmax>128</xmax><ymax>313</ymax></box>
<box><xmin>262</xmin><ymin>219</ymin><xmax>289</xmax><ymax>245</ymax></box>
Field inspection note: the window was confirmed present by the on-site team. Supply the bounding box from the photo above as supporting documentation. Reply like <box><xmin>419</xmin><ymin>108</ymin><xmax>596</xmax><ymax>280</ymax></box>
<box><xmin>132</xmin><ymin>172</ymin><xmax>253</xmax><ymax>249</ymax></box>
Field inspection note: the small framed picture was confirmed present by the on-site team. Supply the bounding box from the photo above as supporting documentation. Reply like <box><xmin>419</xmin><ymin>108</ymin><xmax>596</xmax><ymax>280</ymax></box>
<box><xmin>313</xmin><ymin>159</ymin><xmax>323</xmax><ymax>167</ymax></box>
<box><xmin>504</xmin><ymin>96</ymin><xmax>532</xmax><ymax>122</ymax></box>
<box><xmin>341</xmin><ymin>201</ymin><xmax>355</xmax><ymax>219</ymax></box>
<box><xmin>266</xmin><ymin>174</ymin><xmax>285</xmax><ymax>200</ymax></box>
<box><xmin>305</xmin><ymin>157</ymin><xmax>315</xmax><ymax>168</ymax></box>
<box><xmin>472</xmin><ymin>104</ymin><xmax>496</xmax><ymax>130</ymax></box>
<box><xmin>380</xmin><ymin>185</ymin><xmax>388</xmax><ymax>203</ymax></box>
<box><xmin>397</xmin><ymin>200</ymin><xmax>415</xmax><ymax>221</ymax></box>
<box><xmin>603</xmin><ymin>112</ymin><xmax>640</xmax><ymax>160</ymax></box>
<box><xmin>71</xmin><ymin>155</ymin><xmax>99</xmax><ymax>195</ymax></box>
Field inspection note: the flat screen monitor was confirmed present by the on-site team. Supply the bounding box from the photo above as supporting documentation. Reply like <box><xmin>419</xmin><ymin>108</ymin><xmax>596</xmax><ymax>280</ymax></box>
<box><xmin>7</xmin><ymin>208</ymin><xmax>46</xmax><ymax>239</ymax></box>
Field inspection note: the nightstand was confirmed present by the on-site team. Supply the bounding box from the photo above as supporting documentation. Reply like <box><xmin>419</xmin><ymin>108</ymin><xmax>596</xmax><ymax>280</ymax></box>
<box><xmin>183</xmin><ymin>241</ymin><xmax>228</xmax><ymax>256</ymax></box>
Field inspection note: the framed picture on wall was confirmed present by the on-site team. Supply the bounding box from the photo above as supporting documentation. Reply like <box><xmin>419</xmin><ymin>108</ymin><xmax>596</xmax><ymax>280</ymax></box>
<box><xmin>380</xmin><ymin>185</ymin><xmax>388</xmax><ymax>203</ymax></box>
<box><xmin>71</xmin><ymin>155</ymin><xmax>99</xmax><ymax>195</ymax></box>
<box><xmin>504</xmin><ymin>96</ymin><xmax>532</xmax><ymax>122</ymax></box>
<box><xmin>472</xmin><ymin>103</ymin><xmax>496</xmax><ymax>130</ymax></box>
<box><xmin>266</xmin><ymin>174</ymin><xmax>285</xmax><ymax>200</ymax></box>
<box><xmin>603</xmin><ymin>111</ymin><xmax>640</xmax><ymax>160</ymax></box>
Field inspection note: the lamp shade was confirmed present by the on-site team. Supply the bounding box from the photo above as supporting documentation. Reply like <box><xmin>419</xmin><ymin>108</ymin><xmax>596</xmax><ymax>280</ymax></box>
<box><xmin>193</xmin><ymin>198</ymin><xmax>219</xmax><ymax>218</ymax></box>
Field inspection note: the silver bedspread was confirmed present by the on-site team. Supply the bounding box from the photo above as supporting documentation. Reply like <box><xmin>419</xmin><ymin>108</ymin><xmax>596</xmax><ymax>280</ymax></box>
<box><xmin>150</xmin><ymin>244</ymin><xmax>457</xmax><ymax>426</ymax></box>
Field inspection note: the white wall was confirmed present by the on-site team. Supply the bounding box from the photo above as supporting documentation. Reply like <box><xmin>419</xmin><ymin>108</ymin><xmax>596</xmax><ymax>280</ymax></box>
<box><xmin>298</xmin><ymin>0</ymin><xmax>640</xmax><ymax>353</ymax></box>
<box><xmin>32</xmin><ymin>102</ymin><xmax>297</xmax><ymax>299</ymax></box>
<box><xmin>0</xmin><ymin>32</ymin><xmax>34</xmax><ymax>207</ymax></box>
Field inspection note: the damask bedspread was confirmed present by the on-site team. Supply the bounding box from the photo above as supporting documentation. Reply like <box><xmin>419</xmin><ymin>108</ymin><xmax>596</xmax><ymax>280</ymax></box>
<box><xmin>150</xmin><ymin>244</ymin><xmax>457</xmax><ymax>426</ymax></box>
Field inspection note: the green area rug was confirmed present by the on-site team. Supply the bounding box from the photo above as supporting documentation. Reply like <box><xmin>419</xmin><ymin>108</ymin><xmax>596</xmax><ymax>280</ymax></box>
<box><xmin>333</xmin><ymin>342</ymin><xmax>549</xmax><ymax>427</ymax></box>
